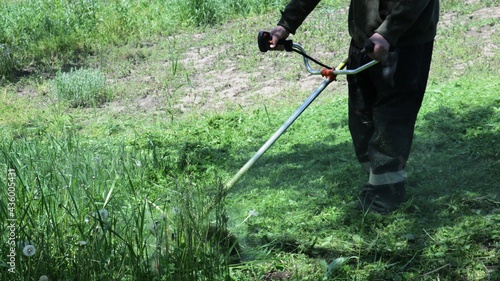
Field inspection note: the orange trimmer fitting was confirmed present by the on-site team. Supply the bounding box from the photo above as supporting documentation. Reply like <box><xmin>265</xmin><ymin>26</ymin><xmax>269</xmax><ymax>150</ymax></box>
<box><xmin>321</xmin><ymin>68</ymin><xmax>337</xmax><ymax>81</ymax></box>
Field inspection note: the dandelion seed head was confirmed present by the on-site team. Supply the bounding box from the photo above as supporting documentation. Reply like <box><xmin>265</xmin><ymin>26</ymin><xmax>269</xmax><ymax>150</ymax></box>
<box><xmin>98</xmin><ymin>209</ymin><xmax>109</xmax><ymax>220</ymax></box>
<box><xmin>39</xmin><ymin>275</ymin><xmax>49</xmax><ymax>281</ymax></box>
<box><xmin>78</xmin><ymin>241</ymin><xmax>87</xmax><ymax>247</ymax></box>
<box><xmin>159</xmin><ymin>213</ymin><xmax>167</xmax><ymax>221</ymax></box>
<box><xmin>149</xmin><ymin>221</ymin><xmax>160</xmax><ymax>235</ymax></box>
<box><xmin>249</xmin><ymin>210</ymin><xmax>258</xmax><ymax>217</ymax></box>
<box><xmin>22</xmin><ymin>244</ymin><xmax>36</xmax><ymax>257</ymax></box>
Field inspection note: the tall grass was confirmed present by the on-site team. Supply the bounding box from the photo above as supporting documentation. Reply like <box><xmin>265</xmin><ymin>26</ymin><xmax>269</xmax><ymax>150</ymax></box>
<box><xmin>0</xmin><ymin>44</ymin><xmax>17</xmax><ymax>81</ymax></box>
<box><xmin>0</xmin><ymin>0</ymin><xmax>290</xmax><ymax>76</ymax></box>
<box><xmin>0</xmin><ymin>131</ymin><xmax>235</xmax><ymax>280</ymax></box>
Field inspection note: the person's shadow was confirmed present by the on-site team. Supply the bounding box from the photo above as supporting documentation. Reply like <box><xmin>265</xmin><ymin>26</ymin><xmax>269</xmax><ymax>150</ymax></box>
<box><xmin>227</xmin><ymin>101</ymin><xmax>499</xmax><ymax>279</ymax></box>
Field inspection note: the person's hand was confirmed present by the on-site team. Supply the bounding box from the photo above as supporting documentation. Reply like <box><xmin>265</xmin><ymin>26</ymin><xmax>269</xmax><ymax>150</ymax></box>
<box><xmin>367</xmin><ymin>33</ymin><xmax>390</xmax><ymax>61</ymax></box>
<box><xmin>269</xmin><ymin>26</ymin><xmax>290</xmax><ymax>50</ymax></box>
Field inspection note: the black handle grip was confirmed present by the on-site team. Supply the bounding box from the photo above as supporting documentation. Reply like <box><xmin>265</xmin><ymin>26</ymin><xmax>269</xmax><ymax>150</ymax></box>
<box><xmin>258</xmin><ymin>31</ymin><xmax>293</xmax><ymax>52</ymax></box>
<box><xmin>361</xmin><ymin>39</ymin><xmax>375</xmax><ymax>54</ymax></box>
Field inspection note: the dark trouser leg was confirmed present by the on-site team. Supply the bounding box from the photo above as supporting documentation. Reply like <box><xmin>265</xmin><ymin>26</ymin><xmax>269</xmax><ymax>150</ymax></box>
<box><xmin>347</xmin><ymin>40</ymin><xmax>434</xmax><ymax>211</ymax></box>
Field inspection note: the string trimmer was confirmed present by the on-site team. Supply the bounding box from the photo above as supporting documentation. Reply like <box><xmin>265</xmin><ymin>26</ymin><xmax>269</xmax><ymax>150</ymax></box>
<box><xmin>223</xmin><ymin>32</ymin><xmax>378</xmax><ymax>193</ymax></box>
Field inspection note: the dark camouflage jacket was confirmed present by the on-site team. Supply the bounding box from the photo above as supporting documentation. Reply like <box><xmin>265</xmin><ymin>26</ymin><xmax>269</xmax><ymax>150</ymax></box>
<box><xmin>278</xmin><ymin>0</ymin><xmax>439</xmax><ymax>47</ymax></box>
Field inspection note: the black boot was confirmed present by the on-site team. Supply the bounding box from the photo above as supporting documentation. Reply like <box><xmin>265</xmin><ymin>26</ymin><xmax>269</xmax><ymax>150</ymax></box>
<box><xmin>357</xmin><ymin>182</ymin><xmax>406</xmax><ymax>213</ymax></box>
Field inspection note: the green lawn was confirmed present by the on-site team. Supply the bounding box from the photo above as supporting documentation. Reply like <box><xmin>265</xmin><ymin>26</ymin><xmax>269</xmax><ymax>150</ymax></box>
<box><xmin>1</xmin><ymin>0</ymin><xmax>499</xmax><ymax>280</ymax></box>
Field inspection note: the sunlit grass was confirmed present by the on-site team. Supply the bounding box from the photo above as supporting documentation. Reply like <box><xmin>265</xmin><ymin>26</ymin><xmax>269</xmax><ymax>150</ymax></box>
<box><xmin>0</xmin><ymin>0</ymin><xmax>499</xmax><ymax>280</ymax></box>
<box><xmin>52</xmin><ymin>68</ymin><xmax>110</xmax><ymax>108</ymax></box>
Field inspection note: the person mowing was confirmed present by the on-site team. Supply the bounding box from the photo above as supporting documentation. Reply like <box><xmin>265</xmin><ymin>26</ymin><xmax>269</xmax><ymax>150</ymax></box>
<box><xmin>268</xmin><ymin>0</ymin><xmax>439</xmax><ymax>213</ymax></box>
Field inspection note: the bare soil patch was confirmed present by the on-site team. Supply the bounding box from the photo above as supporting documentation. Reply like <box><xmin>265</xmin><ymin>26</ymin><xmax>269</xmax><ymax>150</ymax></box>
<box><xmin>172</xmin><ymin>6</ymin><xmax>499</xmax><ymax>115</ymax></box>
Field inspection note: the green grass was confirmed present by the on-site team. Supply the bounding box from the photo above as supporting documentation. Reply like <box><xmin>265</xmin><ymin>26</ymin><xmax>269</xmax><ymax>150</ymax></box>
<box><xmin>1</xmin><ymin>133</ymin><xmax>235</xmax><ymax>280</ymax></box>
<box><xmin>52</xmin><ymin>68</ymin><xmax>110</xmax><ymax>108</ymax></box>
<box><xmin>0</xmin><ymin>0</ymin><xmax>293</xmax><ymax>76</ymax></box>
<box><xmin>1</xmin><ymin>0</ymin><xmax>499</xmax><ymax>280</ymax></box>
<box><xmin>0</xmin><ymin>44</ymin><xmax>17</xmax><ymax>80</ymax></box>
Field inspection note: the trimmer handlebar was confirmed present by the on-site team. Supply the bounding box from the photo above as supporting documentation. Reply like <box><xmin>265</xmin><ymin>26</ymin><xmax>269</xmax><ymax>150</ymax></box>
<box><xmin>258</xmin><ymin>30</ymin><xmax>378</xmax><ymax>78</ymax></box>
<box><xmin>258</xmin><ymin>30</ymin><xmax>375</xmax><ymax>54</ymax></box>
<box><xmin>361</xmin><ymin>39</ymin><xmax>375</xmax><ymax>54</ymax></box>
<box><xmin>222</xmin><ymin>32</ymin><xmax>381</xmax><ymax>193</ymax></box>
<box><xmin>258</xmin><ymin>31</ymin><xmax>293</xmax><ymax>52</ymax></box>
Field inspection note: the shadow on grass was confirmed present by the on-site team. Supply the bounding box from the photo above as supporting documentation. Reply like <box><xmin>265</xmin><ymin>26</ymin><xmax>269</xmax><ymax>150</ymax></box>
<box><xmin>225</xmin><ymin>101</ymin><xmax>499</xmax><ymax>278</ymax></box>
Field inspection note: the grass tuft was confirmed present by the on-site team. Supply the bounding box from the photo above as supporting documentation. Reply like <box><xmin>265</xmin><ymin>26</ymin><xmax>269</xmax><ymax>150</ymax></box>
<box><xmin>52</xmin><ymin>68</ymin><xmax>111</xmax><ymax>108</ymax></box>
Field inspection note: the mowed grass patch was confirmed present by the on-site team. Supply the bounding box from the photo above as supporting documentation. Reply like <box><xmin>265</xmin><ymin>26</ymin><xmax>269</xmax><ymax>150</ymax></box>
<box><xmin>223</xmin><ymin>72</ymin><xmax>499</xmax><ymax>280</ymax></box>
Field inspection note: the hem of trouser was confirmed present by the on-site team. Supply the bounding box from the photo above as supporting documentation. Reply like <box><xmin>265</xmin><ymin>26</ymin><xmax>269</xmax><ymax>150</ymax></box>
<box><xmin>361</xmin><ymin>162</ymin><xmax>371</xmax><ymax>173</ymax></box>
<box><xmin>369</xmin><ymin>170</ymin><xmax>406</xmax><ymax>185</ymax></box>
